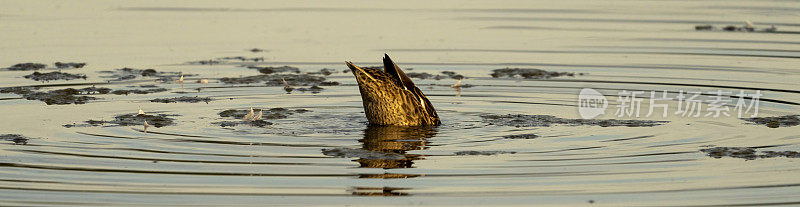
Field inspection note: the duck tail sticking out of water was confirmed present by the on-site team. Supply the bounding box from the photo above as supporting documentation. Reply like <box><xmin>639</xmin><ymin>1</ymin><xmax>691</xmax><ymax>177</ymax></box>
<box><xmin>346</xmin><ymin>54</ymin><xmax>440</xmax><ymax>126</ymax></box>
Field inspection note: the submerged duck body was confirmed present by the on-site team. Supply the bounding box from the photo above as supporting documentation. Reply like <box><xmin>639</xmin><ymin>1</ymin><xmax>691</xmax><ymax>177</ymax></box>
<box><xmin>346</xmin><ymin>54</ymin><xmax>440</xmax><ymax>126</ymax></box>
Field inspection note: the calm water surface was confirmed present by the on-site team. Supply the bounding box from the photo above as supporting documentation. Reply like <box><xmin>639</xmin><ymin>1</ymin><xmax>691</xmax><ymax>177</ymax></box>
<box><xmin>1</xmin><ymin>0</ymin><xmax>799</xmax><ymax>206</ymax></box>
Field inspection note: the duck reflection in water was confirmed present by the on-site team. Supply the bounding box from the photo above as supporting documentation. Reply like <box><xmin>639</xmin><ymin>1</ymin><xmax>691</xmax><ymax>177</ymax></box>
<box><xmin>356</xmin><ymin>125</ymin><xmax>437</xmax><ymax>178</ymax></box>
<box><xmin>346</xmin><ymin>125</ymin><xmax>437</xmax><ymax>196</ymax></box>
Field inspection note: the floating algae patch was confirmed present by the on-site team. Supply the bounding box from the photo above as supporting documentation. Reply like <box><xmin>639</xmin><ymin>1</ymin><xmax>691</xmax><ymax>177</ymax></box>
<box><xmin>63</xmin><ymin>120</ymin><xmax>106</xmax><ymax>128</ymax></box>
<box><xmin>75</xmin><ymin>87</ymin><xmax>113</xmax><ymax>94</ymax></box>
<box><xmin>1</xmin><ymin>134</ymin><xmax>29</xmax><ymax>145</ymax></box>
<box><xmin>64</xmin><ymin>113</ymin><xmax>176</xmax><ymax>128</ymax></box>
<box><xmin>308</xmin><ymin>68</ymin><xmax>337</xmax><ymax>76</ymax></box>
<box><xmin>219</xmin><ymin>75</ymin><xmax>269</xmax><ymax>84</ymax></box>
<box><xmin>265</xmin><ymin>74</ymin><xmax>329</xmax><ymax>86</ymax></box>
<box><xmin>220</xmin><ymin>73</ymin><xmax>334</xmax><ymax>86</ymax></box>
<box><xmin>490</xmin><ymin>68</ymin><xmax>578</xmax><ymax>79</ymax></box>
<box><xmin>17</xmin><ymin>87</ymin><xmax>112</xmax><ymax>105</ymax></box>
<box><xmin>213</xmin><ymin>108</ymin><xmax>308</xmax><ymax>127</ymax></box>
<box><xmin>99</xmin><ymin>68</ymin><xmax>188</xmax><ymax>81</ymax></box>
<box><xmin>112</xmin><ymin>113</ymin><xmax>176</xmax><ymax>127</ymax></box>
<box><xmin>54</xmin><ymin>62</ymin><xmax>86</xmax><ymax>69</ymax></box>
<box><xmin>218</xmin><ymin>56</ymin><xmax>263</xmax><ymax>62</ymax></box>
<box><xmin>22</xmin><ymin>88</ymin><xmax>97</xmax><ymax>105</ymax></box>
<box><xmin>440</xmin><ymin>71</ymin><xmax>465</xmax><ymax>80</ymax></box>
<box><xmin>454</xmin><ymin>151</ymin><xmax>516</xmax><ymax>156</ymax></box>
<box><xmin>213</xmin><ymin>120</ymin><xmax>273</xmax><ymax>127</ymax></box>
<box><xmin>218</xmin><ymin>108</ymin><xmax>309</xmax><ymax>120</ymax></box>
<box><xmin>150</xmin><ymin>96</ymin><xmax>212</xmax><ymax>103</ymax></box>
<box><xmin>322</xmin><ymin>148</ymin><xmax>405</xmax><ymax>160</ymax></box>
<box><xmin>503</xmin><ymin>134</ymin><xmax>539</xmax><ymax>139</ymax></box>
<box><xmin>701</xmin><ymin>147</ymin><xmax>800</xmax><ymax>160</ymax></box>
<box><xmin>406</xmin><ymin>72</ymin><xmax>444</xmax><ymax>80</ymax></box>
<box><xmin>188</xmin><ymin>56</ymin><xmax>263</xmax><ymax>65</ymax></box>
<box><xmin>5</xmin><ymin>63</ymin><xmax>46</xmax><ymax>71</ymax></box>
<box><xmin>694</xmin><ymin>24</ymin><xmax>783</xmax><ymax>33</ymax></box>
<box><xmin>24</xmin><ymin>71</ymin><xmax>87</xmax><ymax>81</ymax></box>
<box><xmin>2</xmin><ymin>84</ymin><xmax>166</xmax><ymax>104</ymax></box>
<box><xmin>247</xmin><ymin>65</ymin><xmax>300</xmax><ymax>74</ymax></box>
<box><xmin>295</xmin><ymin>86</ymin><xmax>325</xmax><ymax>94</ymax></box>
<box><xmin>218</xmin><ymin>109</ymin><xmax>258</xmax><ymax>119</ymax></box>
<box><xmin>111</xmin><ymin>88</ymin><xmax>168</xmax><ymax>95</ymax></box>
<box><xmin>741</xmin><ymin>115</ymin><xmax>800</xmax><ymax>128</ymax></box>
<box><xmin>481</xmin><ymin>114</ymin><xmax>668</xmax><ymax>127</ymax></box>
<box><xmin>18</xmin><ymin>87</ymin><xmax>108</xmax><ymax>105</ymax></box>
<box><xmin>1</xmin><ymin>86</ymin><xmax>108</xmax><ymax>105</ymax></box>
<box><xmin>405</xmin><ymin>71</ymin><xmax>463</xmax><ymax>80</ymax></box>
<box><xmin>0</xmin><ymin>86</ymin><xmax>37</xmax><ymax>94</ymax></box>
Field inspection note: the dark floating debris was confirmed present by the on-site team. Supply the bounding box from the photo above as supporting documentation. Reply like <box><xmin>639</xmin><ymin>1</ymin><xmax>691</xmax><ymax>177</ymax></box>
<box><xmin>0</xmin><ymin>86</ymin><xmax>37</xmax><ymax>95</ymax></box>
<box><xmin>111</xmin><ymin>88</ymin><xmax>168</xmax><ymax>95</ymax></box>
<box><xmin>741</xmin><ymin>115</ymin><xmax>800</xmax><ymax>128</ymax></box>
<box><xmin>440</xmin><ymin>71</ymin><xmax>464</xmax><ymax>80</ymax></box>
<box><xmin>111</xmin><ymin>113</ymin><xmax>176</xmax><ymax>127</ymax></box>
<box><xmin>308</xmin><ymin>68</ymin><xmax>337</xmax><ymax>76</ymax></box>
<box><xmin>76</xmin><ymin>87</ymin><xmax>113</xmax><ymax>94</ymax></box>
<box><xmin>6</xmin><ymin>63</ymin><xmax>46</xmax><ymax>71</ymax></box>
<box><xmin>701</xmin><ymin>147</ymin><xmax>800</xmax><ymax>160</ymax></box>
<box><xmin>322</xmin><ymin>148</ymin><xmax>406</xmax><ymax>160</ymax></box>
<box><xmin>63</xmin><ymin>120</ymin><xmax>106</xmax><ymax>128</ymax></box>
<box><xmin>319</xmin><ymin>81</ymin><xmax>339</xmax><ymax>86</ymax></box>
<box><xmin>17</xmin><ymin>87</ymin><xmax>101</xmax><ymax>105</ymax></box>
<box><xmin>150</xmin><ymin>96</ymin><xmax>213</xmax><ymax>103</ymax></box>
<box><xmin>220</xmin><ymin>73</ymin><xmax>334</xmax><ymax>87</ymax></box>
<box><xmin>491</xmin><ymin>68</ymin><xmax>577</xmax><ymax>79</ymax></box>
<box><xmin>219</xmin><ymin>75</ymin><xmax>269</xmax><ymax>84</ymax></box>
<box><xmin>481</xmin><ymin>114</ymin><xmax>668</xmax><ymax>127</ymax></box>
<box><xmin>189</xmin><ymin>56</ymin><xmax>264</xmax><ymax>65</ymax></box>
<box><xmin>295</xmin><ymin>85</ymin><xmax>324</xmax><ymax>94</ymax></box>
<box><xmin>54</xmin><ymin>62</ymin><xmax>86</xmax><ymax>69</ymax></box>
<box><xmin>250</xmin><ymin>48</ymin><xmax>264</xmax><ymax>53</ymax></box>
<box><xmin>65</xmin><ymin>113</ymin><xmax>175</xmax><ymax>128</ymax></box>
<box><xmin>454</xmin><ymin>151</ymin><xmax>516</xmax><ymax>156</ymax></box>
<box><xmin>695</xmin><ymin>21</ymin><xmax>784</xmax><ymax>33</ymax></box>
<box><xmin>218</xmin><ymin>65</ymin><xmax>338</xmax><ymax>93</ymax></box>
<box><xmin>406</xmin><ymin>71</ymin><xmax>464</xmax><ymax>80</ymax></box>
<box><xmin>218</xmin><ymin>107</ymin><xmax>308</xmax><ymax>120</ymax></box>
<box><xmin>99</xmin><ymin>68</ymin><xmax>188</xmax><ymax>82</ymax></box>
<box><xmin>24</xmin><ymin>71</ymin><xmax>87</xmax><ymax>81</ymax></box>
<box><xmin>266</xmin><ymin>74</ymin><xmax>329</xmax><ymax>86</ymax></box>
<box><xmin>214</xmin><ymin>120</ymin><xmax>273</xmax><ymax>127</ymax></box>
<box><xmin>195</xmin><ymin>60</ymin><xmax>220</xmax><ymax>65</ymax></box>
<box><xmin>503</xmin><ymin>134</ymin><xmax>539</xmax><ymax>139</ymax></box>
<box><xmin>219</xmin><ymin>56</ymin><xmax>264</xmax><ymax>62</ymax></box>
<box><xmin>695</xmin><ymin>25</ymin><xmax>713</xmax><ymax>30</ymax></box>
<box><xmin>0</xmin><ymin>85</ymin><xmax>170</xmax><ymax>104</ymax></box>
<box><xmin>722</xmin><ymin>25</ymin><xmax>738</xmax><ymax>31</ymax></box>
<box><xmin>1</xmin><ymin>134</ymin><xmax>29</xmax><ymax>145</ymax></box>
<box><xmin>248</xmin><ymin>65</ymin><xmax>300</xmax><ymax>74</ymax></box>
<box><xmin>406</xmin><ymin>72</ymin><xmax>443</xmax><ymax>80</ymax></box>
<box><xmin>214</xmin><ymin>107</ymin><xmax>307</xmax><ymax>127</ymax></box>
